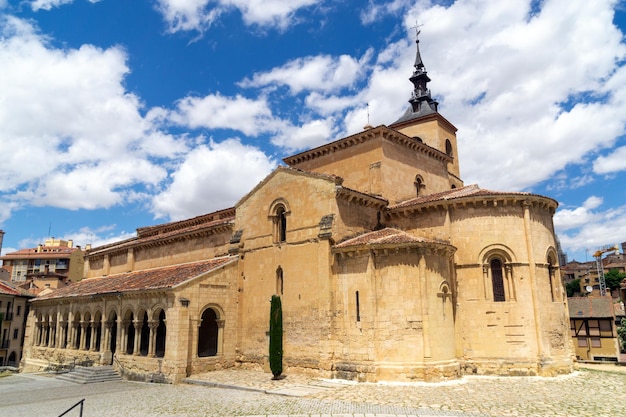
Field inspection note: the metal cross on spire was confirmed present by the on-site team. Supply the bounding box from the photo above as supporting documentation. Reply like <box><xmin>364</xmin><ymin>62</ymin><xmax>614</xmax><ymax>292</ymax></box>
<box><xmin>410</xmin><ymin>22</ymin><xmax>423</xmax><ymax>41</ymax></box>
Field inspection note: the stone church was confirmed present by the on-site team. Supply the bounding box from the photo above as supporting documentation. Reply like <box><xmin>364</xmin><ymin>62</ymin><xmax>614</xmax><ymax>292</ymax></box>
<box><xmin>22</xmin><ymin>37</ymin><xmax>574</xmax><ymax>383</ymax></box>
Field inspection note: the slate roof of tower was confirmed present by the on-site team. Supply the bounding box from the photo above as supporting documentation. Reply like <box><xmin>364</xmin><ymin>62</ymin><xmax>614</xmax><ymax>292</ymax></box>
<box><xmin>34</xmin><ymin>257</ymin><xmax>236</xmax><ymax>301</ymax></box>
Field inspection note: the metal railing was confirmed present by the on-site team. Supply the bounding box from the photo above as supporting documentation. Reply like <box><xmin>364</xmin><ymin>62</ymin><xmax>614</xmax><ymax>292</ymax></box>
<box><xmin>58</xmin><ymin>398</ymin><xmax>84</xmax><ymax>417</ymax></box>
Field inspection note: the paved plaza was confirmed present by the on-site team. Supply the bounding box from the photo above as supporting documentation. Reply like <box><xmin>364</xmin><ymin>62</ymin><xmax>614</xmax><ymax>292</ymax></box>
<box><xmin>0</xmin><ymin>364</ymin><xmax>624</xmax><ymax>417</ymax></box>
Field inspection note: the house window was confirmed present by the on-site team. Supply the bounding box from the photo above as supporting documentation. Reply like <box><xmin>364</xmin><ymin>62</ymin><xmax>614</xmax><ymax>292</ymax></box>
<box><xmin>13</xmin><ymin>329</ymin><xmax>18</xmax><ymax>339</ymax></box>
<box><xmin>491</xmin><ymin>258</ymin><xmax>505</xmax><ymax>302</ymax></box>
<box><xmin>16</xmin><ymin>306</ymin><xmax>21</xmax><ymax>316</ymax></box>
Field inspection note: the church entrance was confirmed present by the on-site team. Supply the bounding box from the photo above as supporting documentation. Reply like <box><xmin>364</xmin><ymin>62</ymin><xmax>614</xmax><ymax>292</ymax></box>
<box><xmin>197</xmin><ymin>308</ymin><xmax>218</xmax><ymax>357</ymax></box>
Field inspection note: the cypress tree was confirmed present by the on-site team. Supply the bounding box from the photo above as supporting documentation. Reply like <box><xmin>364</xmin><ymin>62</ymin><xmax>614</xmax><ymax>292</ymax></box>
<box><xmin>269</xmin><ymin>294</ymin><xmax>283</xmax><ymax>379</ymax></box>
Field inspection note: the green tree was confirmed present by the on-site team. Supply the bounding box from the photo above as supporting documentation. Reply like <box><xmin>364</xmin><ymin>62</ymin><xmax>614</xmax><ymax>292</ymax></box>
<box><xmin>604</xmin><ymin>269</ymin><xmax>626</xmax><ymax>291</ymax></box>
<box><xmin>269</xmin><ymin>295</ymin><xmax>283</xmax><ymax>379</ymax></box>
<box><xmin>566</xmin><ymin>279</ymin><xmax>580</xmax><ymax>297</ymax></box>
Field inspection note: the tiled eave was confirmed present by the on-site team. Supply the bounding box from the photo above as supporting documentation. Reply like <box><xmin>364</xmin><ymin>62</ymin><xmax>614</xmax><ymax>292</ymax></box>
<box><xmin>283</xmin><ymin>125</ymin><xmax>452</xmax><ymax>166</ymax></box>
<box><xmin>333</xmin><ymin>228</ymin><xmax>455</xmax><ymax>258</ymax></box>
<box><xmin>88</xmin><ymin>220</ymin><xmax>234</xmax><ymax>257</ymax></box>
<box><xmin>335</xmin><ymin>186</ymin><xmax>388</xmax><ymax>209</ymax></box>
<box><xmin>31</xmin><ymin>257</ymin><xmax>236</xmax><ymax>303</ymax></box>
<box><xmin>136</xmin><ymin>207</ymin><xmax>236</xmax><ymax>238</ymax></box>
<box><xmin>388</xmin><ymin>193</ymin><xmax>558</xmax><ymax>218</ymax></box>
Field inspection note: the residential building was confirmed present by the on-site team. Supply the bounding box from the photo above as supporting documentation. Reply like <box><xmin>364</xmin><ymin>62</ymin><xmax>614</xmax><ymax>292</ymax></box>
<box><xmin>568</xmin><ymin>296</ymin><xmax>620</xmax><ymax>361</ymax></box>
<box><xmin>0</xmin><ymin>280</ymin><xmax>33</xmax><ymax>367</ymax></box>
<box><xmin>0</xmin><ymin>237</ymin><xmax>84</xmax><ymax>293</ymax></box>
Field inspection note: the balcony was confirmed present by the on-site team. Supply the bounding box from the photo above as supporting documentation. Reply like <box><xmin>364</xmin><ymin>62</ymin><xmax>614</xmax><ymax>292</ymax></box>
<box><xmin>0</xmin><ymin>340</ymin><xmax>9</xmax><ymax>349</ymax></box>
<box><xmin>3</xmin><ymin>312</ymin><xmax>13</xmax><ymax>321</ymax></box>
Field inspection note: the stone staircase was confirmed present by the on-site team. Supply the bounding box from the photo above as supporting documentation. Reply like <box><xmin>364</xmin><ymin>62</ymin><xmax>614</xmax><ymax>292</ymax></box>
<box><xmin>56</xmin><ymin>366</ymin><xmax>122</xmax><ymax>384</ymax></box>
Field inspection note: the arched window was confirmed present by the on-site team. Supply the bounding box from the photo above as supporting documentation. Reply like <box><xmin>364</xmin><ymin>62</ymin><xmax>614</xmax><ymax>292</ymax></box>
<box><xmin>445</xmin><ymin>139</ymin><xmax>453</xmax><ymax>157</ymax></box>
<box><xmin>139</xmin><ymin>311</ymin><xmax>149</xmax><ymax>356</ymax></box>
<box><xmin>125</xmin><ymin>312</ymin><xmax>135</xmax><ymax>355</ymax></box>
<box><xmin>276</xmin><ymin>267</ymin><xmax>284</xmax><ymax>295</ymax></box>
<box><xmin>198</xmin><ymin>308</ymin><xmax>219</xmax><ymax>357</ymax></box>
<box><xmin>277</xmin><ymin>206</ymin><xmax>287</xmax><ymax>242</ymax></box>
<box><xmin>547</xmin><ymin>252</ymin><xmax>559</xmax><ymax>302</ymax></box>
<box><xmin>491</xmin><ymin>258</ymin><xmax>505</xmax><ymax>302</ymax></box>
<box><xmin>414</xmin><ymin>175</ymin><xmax>425</xmax><ymax>197</ymax></box>
<box><xmin>269</xmin><ymin>199</ymin><xmax>291</xmax><ymax>244</ymax></box>
<box><xmin>155</xmin><ymin>310</ymin><xmax>166</xmax><ymax>358</ymax></box>
<box><xmin>108</xmin><ymin>311</ymin><xmax>117</xmax><ymax>356</ymax></box>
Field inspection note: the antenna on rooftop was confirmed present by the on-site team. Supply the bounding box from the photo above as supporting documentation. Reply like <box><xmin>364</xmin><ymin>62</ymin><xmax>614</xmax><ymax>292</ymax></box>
<box><xmin>364</xmin><ymin>103</ymin><xmax>373</xmax><ymax>130</ymax></box>
<box><xmin>48</xmin><ymin>222</ymin><xmax>52</xmax><ymax>239</ymax></box>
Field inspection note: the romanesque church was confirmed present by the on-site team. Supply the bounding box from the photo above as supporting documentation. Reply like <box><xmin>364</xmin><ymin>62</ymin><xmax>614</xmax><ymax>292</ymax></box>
<box><xmin>22</xmin><ymin>37</ymin><xmax>574</xmax><ymax>383</ymax></box>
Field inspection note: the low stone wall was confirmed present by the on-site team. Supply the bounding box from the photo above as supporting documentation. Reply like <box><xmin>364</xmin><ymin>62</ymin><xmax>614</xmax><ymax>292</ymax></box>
<box><xmin>22</xmin><ymin>347</ymin><xmax>101</xmax><ymax>373</ymax></box>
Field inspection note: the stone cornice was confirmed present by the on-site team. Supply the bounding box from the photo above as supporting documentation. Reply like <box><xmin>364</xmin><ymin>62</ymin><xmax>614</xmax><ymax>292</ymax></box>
<box><xmin>387</xmin><ymin>194</ymin><xmax>558</xmax><ymax>218</ymax></box>
<box><xmin>282</xmin><ymin>125</ymin><xmax>452</xmax><ymax>166</ymax></box>
<box><xmin>335</xmin><ymin>186</ymin><xmax>388</xmax><ymax>209</ymax></box>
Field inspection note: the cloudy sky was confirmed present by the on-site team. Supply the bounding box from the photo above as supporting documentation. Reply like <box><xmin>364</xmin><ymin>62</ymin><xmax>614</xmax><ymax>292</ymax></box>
<box><xmin>0</xmin><ymin>0</ymin><xmax>625</xmax><ymax>263</ymax></box>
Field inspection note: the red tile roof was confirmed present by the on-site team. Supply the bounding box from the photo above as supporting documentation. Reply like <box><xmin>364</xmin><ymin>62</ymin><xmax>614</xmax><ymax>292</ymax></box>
<box><xmin>389</xmin><ymin>184</ymin><xmax>553</xmax><ymax>210</ymax></box>
<box><xmin>1</xmin><ymin>246</ymin><xmax>79</xmax><ymax>260</ymax></box>
<box><xmin>568</xmin><ymin>296</ymin><xmax>615</xmax><ymax>318</ymax></box>
<box><xmin>0</xmin><ymin>280</ymin><xmax>35</xmax><ymax>297</ymax></box>
<box><xmin>33</xmin><ymin>257</ymin><xmax>236</xmax><ymax>301</ymax></box>
<box><xmin>334</xmin><ymin>228</ymin><xmax>449</xmax><ymax>249</ymax></box>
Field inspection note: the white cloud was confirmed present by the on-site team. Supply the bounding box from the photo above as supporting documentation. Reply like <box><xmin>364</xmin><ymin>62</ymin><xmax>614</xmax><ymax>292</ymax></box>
<box><xmin>151</xmin><ymin>138</ymin><xmax>276</xmax><ymax>220</ymax></box>
<box><xmin>554</xmin><ymin>196</ymin><xmax>604</xmax><ymax>231</ymax></box>
<box><xmin>155</xmin><ymin>0</ymin><xmax>223</xmax><ymax>33</ymax></box>
<box><xmin>155</xmin><ymin>0</ymin><xmax>319</xmax><ymax>33</ymax></box>
<box><xmin>345</xmin><ymin>0</ymin><xmax>626</xmax><ymax>192</ymax></box>
<box><xmin>360</xmin><ymin>0</ymin><xmax>413</xmax><ymax>24</ymax></box>
<box><xmin>555</xmin><ymin>201</ymin><xmax>626</xmax><ymax>257</ymax></box>
<box><xmin>221</xmin><ymin>0</ymin><xmax>319</xmax><ymax>29</ymax></box>
<box><xmin>239</xmin><ymin>52</ymin><xmax>372</xmax><ymax>94</ymax></box>
<box><xmin>0</xmin><ymin>16</ymin><xmax>186</xmax><ymax>210</ymax></box>
<box><xmin>593</xmin><ymin>146</ymin><xmax>626</xmax><ymax>174</ymax></box>
<box><xmin>271</xmin><ymin>118</ymin><xmax>336</xmax><ymax>153</ymax></box>
<box><xmin>167</xmin><ymin>93</ymin><xmax>280</xmax><ymax>136</ymax></box>
<box><xmin>30</xmin><ymin>0</ymin><xmax>100</xmax><ymax>11</ymax></box>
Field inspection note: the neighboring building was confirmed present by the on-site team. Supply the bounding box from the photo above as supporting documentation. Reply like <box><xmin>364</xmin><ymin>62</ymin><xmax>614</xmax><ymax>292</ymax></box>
<box><xmin>0</xmin><ymin>238</ymin><xmax>84</xmax><ymax>292</ymax></box>
<box><xmin>0</xmin><ymin>267</ymin><xmax>9</xmax><ymax>282</ymax></box>
<box><xmin>0</xmin><ymin>280</ymin><xmax>34</xmax><ymax>367</ymax></box>
<box><xmin>561</xmin><ymin>245</ymin><xmax>626</xmax><ymax>297</ymax></box>
<box><xmin>568</xmin><ymin>296</ymin><xmax>620</xmax><ymax>361</ymax></box>
<box><xmin>21</xmin><ymin>37</ymin><xmax>574</xmax><ymax>383</ymax></box>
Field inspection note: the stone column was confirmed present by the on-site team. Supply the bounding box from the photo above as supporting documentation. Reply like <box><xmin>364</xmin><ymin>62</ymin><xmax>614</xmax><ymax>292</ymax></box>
<box><xmin>147</xmin><ymin>320</ymin><xmax>158</xmax><ymax>357</ymax></box>
<box><xmin>48</xmin><ymin>323</ymin><xmax>56</xmax><ymax>348</ymax></box>
<box><xmin>216</xmin><ymin>319</ymin><xmax>225</xmax><ymax>355</ymax></box>
<box><xmin>43</xmin><ymin>322</ymin><xmax>50</xmax><ymax>347</ymax></box>
<box><xmin>120</xmin><ymin>320</ymin><xmax>129</xmax><ymax>354</ymax></box>
<box><xmin>57</xmin><ymin>320</ymin><xmax>67</xmax><ymax>349</ymax></box>
<box><xmin>133</xmin><ymin>320</ymin><xmax>141</xmax><ymax>356</ymax></box>
<box><xmin>90</xmin><ymin>322</ymin><xmax>100</xmax><ymax>351</ymax></box>
<box><xmin>34</xmin><ymin>322</ymin><xmax>40</xmax><ymax>346</ymax></box>
<box><xmin>80</xmin><ymin>321</ymin><xmax>88</xmax><ymax>350</ymax></box>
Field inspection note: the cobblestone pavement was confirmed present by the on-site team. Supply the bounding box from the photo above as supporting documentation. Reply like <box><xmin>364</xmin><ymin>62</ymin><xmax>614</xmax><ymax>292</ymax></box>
<box><xmin>0</xmin><ymin>363</ymin><xmax>624</xmax><ymax>417</ymax></box>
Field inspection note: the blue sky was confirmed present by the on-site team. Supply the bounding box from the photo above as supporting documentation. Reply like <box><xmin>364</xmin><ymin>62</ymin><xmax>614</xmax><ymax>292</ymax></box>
<box><xmin>0</xmin><ymin>0</ymin><xmax>625</xmax><ymax>263</ymax></box>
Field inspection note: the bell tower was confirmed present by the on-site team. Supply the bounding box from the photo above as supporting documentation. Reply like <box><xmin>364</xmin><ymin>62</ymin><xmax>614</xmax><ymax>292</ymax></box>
<box><xmin>389</xmin><ymin>31</ymin><xmax>462</xmax><ymax>181</ymax></box>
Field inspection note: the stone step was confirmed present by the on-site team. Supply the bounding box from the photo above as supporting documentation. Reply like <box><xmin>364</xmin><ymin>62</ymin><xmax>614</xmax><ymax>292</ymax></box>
<box><xmin>56</xmin><ymin>366</ymin><xmax>122</xmax><ymax>384</ymax></box>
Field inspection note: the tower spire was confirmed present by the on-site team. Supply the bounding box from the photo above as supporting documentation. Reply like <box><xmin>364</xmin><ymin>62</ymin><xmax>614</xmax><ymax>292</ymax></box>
<box><xmin>391</xmin><ymin>29</ymin><xmax>439</xmax><ymax>125</ymax></box>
